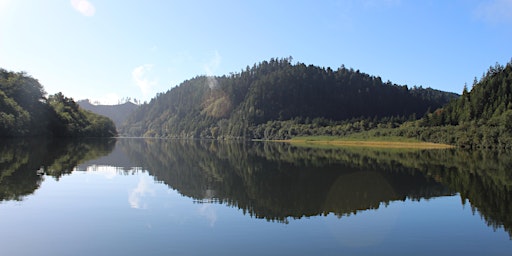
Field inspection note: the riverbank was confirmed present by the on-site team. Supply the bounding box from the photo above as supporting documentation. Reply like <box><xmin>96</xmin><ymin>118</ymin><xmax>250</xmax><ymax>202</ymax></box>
<box><xmin>276</xmin><ymin>136</ymin><xmax>455</xmax><ymax>149</ymax></box>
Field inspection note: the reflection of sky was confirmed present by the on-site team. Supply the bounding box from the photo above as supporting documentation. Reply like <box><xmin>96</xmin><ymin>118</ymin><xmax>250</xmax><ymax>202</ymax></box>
<box><xmin>198</xmin><ymin>203</ymin><xmax>218</xmax><ymax>227</ymax></box>
<box><xmin>129</xmin><ymin>176</ymin><xmax>155</xmax><ymax>209</ymax></box>
<box><xmin>85</xmin><ymin>165</ymin><xmax>118</xmax><ymax>179</ymax></box>
<box><xmin>325</xmin><ymin>202</ymin><xmax>400</xmax><ymax>248</ymax></box>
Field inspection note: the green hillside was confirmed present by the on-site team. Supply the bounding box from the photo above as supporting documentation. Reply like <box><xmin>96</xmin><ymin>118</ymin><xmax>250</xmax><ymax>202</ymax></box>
<box><xmin>121</xmin><ymin>58</ymin><xmax>457</xmax><ymax>139</ymax></box>
<box><xmin>416</xmin><ymin>60</ymin><xmax>512</xmax><ymax>148</ymax></box>
<box><xmin>0</xmin><ymin>68</ymin><xmax>117</xmax><ymax>137</ymax></box>
<box><xmin>345</xmin><ymin>59</ymin><xmax>512</xmax><ymax>149</ymax></box>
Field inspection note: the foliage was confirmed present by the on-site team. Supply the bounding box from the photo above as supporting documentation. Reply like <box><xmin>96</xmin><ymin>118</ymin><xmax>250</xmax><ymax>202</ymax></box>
<box><xmin>377</xmin><ymin>59</ymin><xmax>512</xmax><ymax>149</ymax></box>
<box><xmin>47</xmin><ymin>93</ymin><xmax>117</xmax><ymax>137</ymax></box>
<box><xmin>120</xmin><ymin>58</ymin><xmax>457</xmax><ymax>139</ymax></box>
<box><xmin>0</xmin><ymin>68</ymin><xmax>117</xmax><ymax>137</ymax></box>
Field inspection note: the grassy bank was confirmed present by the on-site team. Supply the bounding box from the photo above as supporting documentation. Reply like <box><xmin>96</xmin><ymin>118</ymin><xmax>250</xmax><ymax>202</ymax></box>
<box><xmin>278</xmin><ymin>135</ymin><xmax>454</xmax><ymax>149</ymax></box>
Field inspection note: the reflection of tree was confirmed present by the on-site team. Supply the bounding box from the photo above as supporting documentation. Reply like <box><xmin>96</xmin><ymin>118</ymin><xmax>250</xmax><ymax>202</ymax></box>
<box><xmin>0</xmin><ymin>139</ymin><xmax>45</xmax><ymax>201</ymax></box>
<box><xmin>256</xmin><ymin>144</ymin><xmax>512</xmax><ymax>237</ymax></box>
<box><xmin>0</xmin><ymin>138</ymin><xmax>115</xmax><ymax>202</ymax></box>
<box><xmin>41</xmin><ymin>138</ymin><xmax>117</xmax><ymax>179</ymax></box>
<box><xmin>119</xmin><ymin>139</ymin><xmax>452</xmax><ymax>223</ymax></box>
<box><xmin>412</xmin><ymin>150</ymin><xmax>512</xmax><ymax>238</ymax></box>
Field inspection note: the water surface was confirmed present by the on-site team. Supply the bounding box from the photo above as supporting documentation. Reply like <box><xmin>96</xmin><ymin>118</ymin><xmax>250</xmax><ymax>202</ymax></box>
<box><xmin>0</xmin><ymin>138</ymin><xmax>511</xmax><ymax>255</ymax></box>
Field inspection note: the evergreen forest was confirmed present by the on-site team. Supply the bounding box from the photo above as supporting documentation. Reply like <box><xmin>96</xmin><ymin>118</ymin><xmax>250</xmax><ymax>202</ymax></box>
<box><xmin>361</xmin><ymin>60</ymin><xmax>512</xmax><ymax>149</ymax></box>
<box><xmin>0</xmin><ymin>68</ymin><xmax>117</xmax><ymax>137</ymax></box>
<box><xmin>120</xmin><ymin>58</ymin><xmax>458</xmax><ymax>139</ymax></box>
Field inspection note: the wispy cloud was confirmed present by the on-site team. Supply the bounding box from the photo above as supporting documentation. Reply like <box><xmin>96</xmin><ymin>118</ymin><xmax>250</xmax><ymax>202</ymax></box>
<box><xmin>475</xmin><ymin>0</ymin><xmax>512</xmax><ymax>24</ymax></box>
<box><xmin>71</xmin><ymin>0</ymin><xmax>96</xmax><ymax>17</ymax></box>
<box><xmin>132</xmin><ymin>64</ymin><xmax>157</xmax><ymax>97</ymax></box>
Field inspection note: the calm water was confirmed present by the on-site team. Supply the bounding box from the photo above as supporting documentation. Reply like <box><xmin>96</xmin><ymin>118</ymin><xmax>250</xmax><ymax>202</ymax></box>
<box><xmin>0</xmin><ymin>138</ymin><xmax>511</xmax><ymax>256</ymax></box>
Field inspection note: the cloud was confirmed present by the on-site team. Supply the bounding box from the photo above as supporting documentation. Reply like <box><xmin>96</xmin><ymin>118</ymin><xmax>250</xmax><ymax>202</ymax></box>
<box><xmin>475</xmin><ymin>0</ymin><xmax>512</xmax><ymax>24</ymax></box>
<box><xmin>132</xmin><ymin>64</ymin><xmax>157</xmax><ymax>97</ymax></box>
<box><xmin>129</xmin><ymin>177</ymin><xmax>155</xmax><ymax>209</ymax></box>
<box><xmin>71</xmin><ymin>0</ymin><xmax>96</xmax><ymax>17</ymax></box>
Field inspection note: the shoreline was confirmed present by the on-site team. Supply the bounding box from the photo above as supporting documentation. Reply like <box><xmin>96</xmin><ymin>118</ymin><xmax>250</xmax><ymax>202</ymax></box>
<box><xmin>275</xmin><ymin>139</ymin><xmax>455</xmax><ymax>149</ymax></box>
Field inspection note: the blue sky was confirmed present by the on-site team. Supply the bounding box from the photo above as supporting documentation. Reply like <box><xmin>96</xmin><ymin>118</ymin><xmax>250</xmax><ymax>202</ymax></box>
<box><xmin>1</xmin><ymin>0</ymin><xmax>511</xmax><ymax>104</ymax></box>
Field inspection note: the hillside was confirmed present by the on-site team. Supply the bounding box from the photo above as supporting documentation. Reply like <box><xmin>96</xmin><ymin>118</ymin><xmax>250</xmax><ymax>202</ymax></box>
<box><xmin>0</xmin><ymin>68</ymin><xmax>117</xmax><ymax>137</ymax></box>
<box><xmin>416</xmin><ymin>59</ymin><xmax>512</xmax><ymax>148</ymax></box>
<box><xmin>427</xmin><ymin>61</ymin><xmax>512</xmax><ymax>126</ymax></box>
<box><xmin>120</xmin><ymin>58</ymin><xmax>458</xmax><ymax>139</ymax></box>
<box><xmin>78</xmin><ymin>100</ymin><xmax>138</xmax><ymax>128</ymax></box>
<box><xmin>346</xmin><ymin>59</ymin><xmax>512</xmax><ymax>149</ymax></box>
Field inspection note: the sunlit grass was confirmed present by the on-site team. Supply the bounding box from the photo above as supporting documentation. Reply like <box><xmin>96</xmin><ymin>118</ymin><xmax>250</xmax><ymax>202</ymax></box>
<box><xmin>280</xmin><ymin>135</ymin><xmax>454</xmax><ymax>149</ymax></box>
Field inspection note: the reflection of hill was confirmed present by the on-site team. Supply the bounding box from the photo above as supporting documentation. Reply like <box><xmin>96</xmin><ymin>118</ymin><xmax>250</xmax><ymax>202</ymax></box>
<box><xmin>77</xmin><ymin>139</ymin><xmax>134</xmax><ymax>170</ymax></box>
<box><xmin>251</xmin><ymin>144</ymin><xmax>512</xmax><ymax>237</ymax></box>
<box><xmin>0</xmin><ymin>138</ymin><xmax>116</xmax><ymax>202</ymax></box>
<box><xmin>119</xmin><ymin>139</ymin><xmax>452</xmax><ymax>222</ymax></box>
<box><xmin>317</xmin><ymin>147</ymin><xmax>512</xmax><ymax>237</ymax></box>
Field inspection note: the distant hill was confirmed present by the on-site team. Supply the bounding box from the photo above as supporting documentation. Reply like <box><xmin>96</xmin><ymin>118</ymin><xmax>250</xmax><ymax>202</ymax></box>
<box><xmin>78</xmin><ymin>100</ymin><xmax>138</xmax><ymax>128</ymax></box>
<box><xmin>120</xmin><ymin>58</ymin><xmax>458</xmax><ymax>139</ymax></box>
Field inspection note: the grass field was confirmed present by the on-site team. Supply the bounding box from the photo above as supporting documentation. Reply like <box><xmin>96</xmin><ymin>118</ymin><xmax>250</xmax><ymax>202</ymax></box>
<box><xmin>278</xmin><ymin>135</ymin><xmax>454</xmax><ymax>149</ymax></box>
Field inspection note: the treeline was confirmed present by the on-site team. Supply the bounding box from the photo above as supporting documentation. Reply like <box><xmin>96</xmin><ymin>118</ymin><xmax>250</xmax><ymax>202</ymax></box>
<box><xmin>0</xmin><ymin>68</ymin><xmax>117</xmax><ymax>137</ymax></box>
<box><xmin>357</xmin><ymin>60</ymin><xmax>512</xmax><ymax>149</ymax></box>
<box><xmin>121</xmin><ymin>57</ymin><xmax>457</xmax><ymax>138</ymax></box>
<box><xmin>420</xmin><ymin>60</ymin><xmax>512</xmax><ymax>148</ymax></box>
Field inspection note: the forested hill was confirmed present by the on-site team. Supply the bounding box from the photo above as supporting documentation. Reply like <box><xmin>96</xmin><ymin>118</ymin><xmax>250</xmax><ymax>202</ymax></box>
<box><xmin>411</xmin><ymin>60</ymin><xmax>512</xmax><ymax>148</ymax></box>
<box><xmin>120</xmin><ymin>58</ymin><xmax>458</xmax><ymax>139</ymax></box>
<box><xmin>0</xmin><ymin>68</ymin><xmax>117</xmax><ymax>137</ymax></box>
<box><xmin>425</xmin><ymin>61</ymin><xmax>512</xmax><ymax>126</ymax></box>
<box><xmin>78</xmin><ymin>100</ymin><xmax>138</xmax><ymax>128</ymax></box>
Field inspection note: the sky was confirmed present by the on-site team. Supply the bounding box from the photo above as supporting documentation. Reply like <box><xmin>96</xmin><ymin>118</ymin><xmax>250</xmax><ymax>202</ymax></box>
<box><xmin>1</xmin><ymin>0</ymin><xmax>511</xmax><ymax>105</ymax></box>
